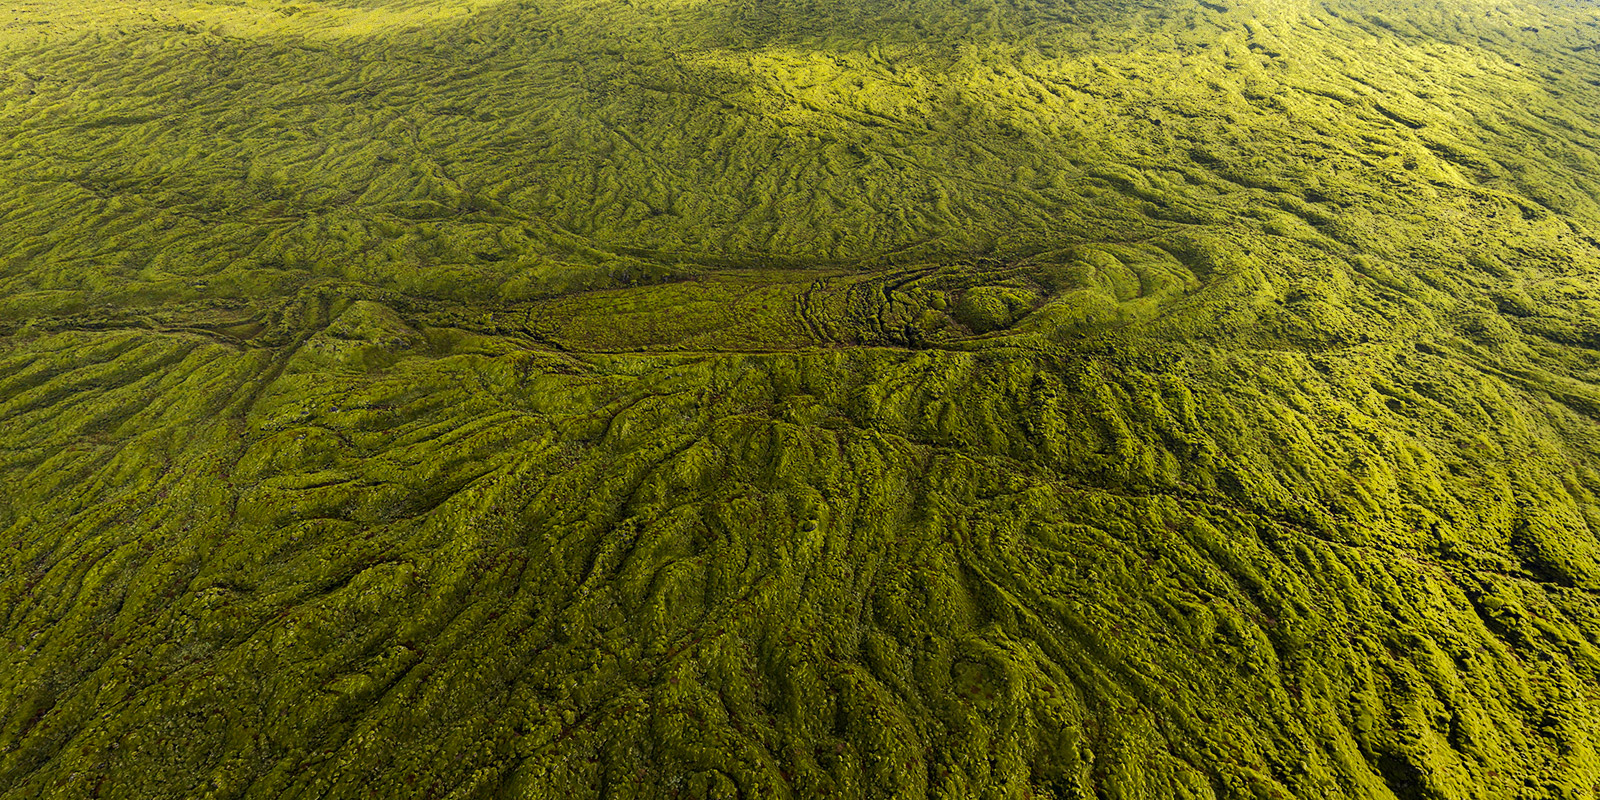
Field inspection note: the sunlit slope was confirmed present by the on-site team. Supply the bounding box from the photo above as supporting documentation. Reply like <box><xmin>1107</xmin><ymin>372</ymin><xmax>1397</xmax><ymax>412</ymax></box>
<box><xmin>5</xmin><ymin>0</ymin><xmax>1600</xmax><ymax>798</ymax></box>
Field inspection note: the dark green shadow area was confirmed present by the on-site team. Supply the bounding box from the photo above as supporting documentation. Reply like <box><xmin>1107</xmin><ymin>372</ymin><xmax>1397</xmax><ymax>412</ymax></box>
<box><xmin>0</xmin><ymin>0</ymin><xmax>1249</xmax><ymax>316</ymax></box>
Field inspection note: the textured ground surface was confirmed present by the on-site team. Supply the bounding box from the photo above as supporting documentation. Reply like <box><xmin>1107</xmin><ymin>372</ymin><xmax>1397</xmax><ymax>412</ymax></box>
<box><xmin>5</xmin><ymin>0</ymin><xmax>1600</xmax><ymax>797</ymax></box>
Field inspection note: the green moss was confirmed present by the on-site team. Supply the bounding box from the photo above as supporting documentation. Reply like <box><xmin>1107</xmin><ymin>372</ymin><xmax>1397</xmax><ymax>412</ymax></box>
<box><xmin>951</xmin><ymin>286</ymin><xmax>1038</xmax><ymax>333</ymax></box>
<box><xmin>5</xmin><ymin>0</ymin><xmax>1600</xmax><ymax>798</ymax></box>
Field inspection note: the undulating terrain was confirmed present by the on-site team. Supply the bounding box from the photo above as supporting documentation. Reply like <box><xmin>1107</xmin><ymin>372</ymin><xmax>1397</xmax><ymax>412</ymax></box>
<box><xmin>5</xmin><ymin>0</ymin><xmax>1600</xmax><ymax>797</ymax></box>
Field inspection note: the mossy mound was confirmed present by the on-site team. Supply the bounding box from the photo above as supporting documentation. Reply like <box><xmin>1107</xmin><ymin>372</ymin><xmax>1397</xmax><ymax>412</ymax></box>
<box><xmin>952</xmin><ymin>286</ymin><xmax>1038</xmax><ymax>333</ymax></box>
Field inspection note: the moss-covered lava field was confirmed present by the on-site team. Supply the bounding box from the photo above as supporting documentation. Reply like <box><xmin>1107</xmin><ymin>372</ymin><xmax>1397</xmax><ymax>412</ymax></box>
<box><xmin>6</xmin><ymin>0</ymin><xmax>1600</xmax><ymax>797</ymax></box>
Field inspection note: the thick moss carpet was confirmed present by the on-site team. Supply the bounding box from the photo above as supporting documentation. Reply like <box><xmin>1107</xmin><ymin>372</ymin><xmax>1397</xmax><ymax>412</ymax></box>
<box><xmin>5</xmin><ymin>0</ymin><xmax>1600</xmax><ymax>797</ymax></box>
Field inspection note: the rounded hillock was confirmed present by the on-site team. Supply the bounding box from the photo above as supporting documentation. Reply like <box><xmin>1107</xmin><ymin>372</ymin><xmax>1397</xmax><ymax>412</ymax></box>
<box><xmin>952</xmin><ymin>286</ymin><xmax>1039</xmax><ymax>333</ymax></box>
